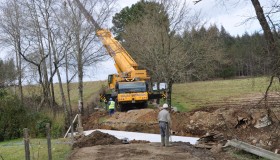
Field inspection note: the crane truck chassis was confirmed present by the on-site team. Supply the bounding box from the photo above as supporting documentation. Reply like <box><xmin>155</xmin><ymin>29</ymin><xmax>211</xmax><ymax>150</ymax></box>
<box><xmin>72</xmin><ymin>0</ymin><xmax>165</xmax><ymax>111</ymax></box>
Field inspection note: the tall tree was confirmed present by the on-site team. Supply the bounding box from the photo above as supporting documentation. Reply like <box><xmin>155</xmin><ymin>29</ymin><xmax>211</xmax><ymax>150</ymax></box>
<box><xmin>183</xmin><ymin>25</ymin><xmax>224</xmax><ymax>80</ymax></box>
<box><xmin>64</xmin><ymin>0</ymin><xmax>115</xmax><ymax>114</ymax></box>
<box><xmin>112</xmin><ymin>0</ymin><xmax>200</xmax><ymax>107</ymax></box>
<box><xmin>0</xmin><ymin>0</ymin><xmax>24</xmax><ymax>101</ymax></box>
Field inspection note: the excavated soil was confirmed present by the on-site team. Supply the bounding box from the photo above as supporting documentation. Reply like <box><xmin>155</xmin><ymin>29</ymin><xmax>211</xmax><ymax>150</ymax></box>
<box><xmin>72</xmin><ymin>130</ymin><xmax>122</xmax><ymax>148</ymax></box>
<box><xmin>70</xmin><ymin>142</ymin><xmax>239</xmax><ymax>160</ymax></box>
<box><xmin>73</xmin><ymin>93</ymin><xmax>280</xmax><ymax>159</ymax></box>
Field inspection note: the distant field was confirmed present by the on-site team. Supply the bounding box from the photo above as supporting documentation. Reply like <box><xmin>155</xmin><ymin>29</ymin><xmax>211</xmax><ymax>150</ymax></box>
<box><xmin>0</xmin><ymin>138</ymin><xmax>71</xmax><ymax>160</ymax></box>
<box><xmin>172</xmin><ymin>76</ymin><xmax>279</xmax><ymax>111</ymax></box>
<box><xmin>22</xmin><ymin>77</ymin><xmax>279</xmax><ymax>112</ymax></box>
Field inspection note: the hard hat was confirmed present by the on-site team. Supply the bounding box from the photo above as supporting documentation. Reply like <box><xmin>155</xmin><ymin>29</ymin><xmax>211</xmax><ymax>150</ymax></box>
<box><xmin>162</xmin><ymin>103</ymin><xmax>168</xmax><ymax>109</ymax></box>
<box><xmin>109</xmin><ymin>98</ymin><xmax>112</xmax><ymax>101</ymax></box>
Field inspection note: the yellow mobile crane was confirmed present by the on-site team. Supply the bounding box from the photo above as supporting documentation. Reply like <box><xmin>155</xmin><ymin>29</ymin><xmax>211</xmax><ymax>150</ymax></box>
<box><xmin>72</xmin><ymin>0</ymin><xmax>164</xmax><ymax>111</ymax></box>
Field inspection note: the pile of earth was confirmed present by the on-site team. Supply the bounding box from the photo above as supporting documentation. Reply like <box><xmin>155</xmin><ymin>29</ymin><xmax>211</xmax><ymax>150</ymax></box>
<box><xmin>83</xmin><ymin>108</ymin><xmax>159</xmax><ymax>133</ymax></box>
<box><xmin>82</xmin><ymin>104</ymin><xmax>280</xmax><ymax>152</ymax></box>
<box><xmin>72</xmin><ymin>130</ymin><xmax>122</xmax><ymax>148</ymax></box>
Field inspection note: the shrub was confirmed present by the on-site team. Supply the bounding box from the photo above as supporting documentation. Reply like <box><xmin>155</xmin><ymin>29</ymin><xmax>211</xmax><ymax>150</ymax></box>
<box><xmin>0</xmin><ymin>89</ymin><xmax>67</xmax><ymax>141</ymax></box>
<box><xmin>51</xmin><ymin>122</ymin><xmax>64</xmax><ymax>138</ymax></box>
<box><xmin>35</xmin><ymin>116</ymin><xmax>52</xmax><ymax>137</ymax></box>
<box><xmin>0</xmin><ymin>89</ymin><xmax>28</xmax><ymax>141</ymax></box>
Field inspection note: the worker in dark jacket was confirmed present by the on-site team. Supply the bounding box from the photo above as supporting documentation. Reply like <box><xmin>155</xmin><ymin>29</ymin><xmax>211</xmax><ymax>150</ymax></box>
<box><xmin>108</xmin><ymin>98</ymin><xmax>115</xmax><ymax>116</ymax></box>
<box><xmin>158</xmin><ymin>103</ymin><xmax>171</xmax><ymax>147</ymax></box>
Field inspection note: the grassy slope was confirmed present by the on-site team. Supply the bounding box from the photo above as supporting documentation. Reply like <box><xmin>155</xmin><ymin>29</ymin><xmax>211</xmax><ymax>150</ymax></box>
<box><xmin>23</xmin><ymin>76</ymin><xmax>277</xmax><ymax>112</ymax></box>
<box><xmin>172</xmin><ymin>77</ymin><xmax>277</xmax><ymax>111</ymax></box>
<box><xmin>23</xmin><ymin>80</ymin><xmax>106</xmax><ymax>108</ymax></box>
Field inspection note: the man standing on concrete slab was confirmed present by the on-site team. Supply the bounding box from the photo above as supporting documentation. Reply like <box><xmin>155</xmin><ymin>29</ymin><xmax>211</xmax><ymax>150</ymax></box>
<box><xmin>158</xmin><ymin>103</ymin><xmax>171</xmax><ymax>147</ymax></box>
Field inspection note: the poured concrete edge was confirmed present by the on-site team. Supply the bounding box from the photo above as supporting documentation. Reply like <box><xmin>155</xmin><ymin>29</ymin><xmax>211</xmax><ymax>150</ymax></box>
<box><xmin>83</xmin><ymin>129</ymin><xmax>199</xmax><ymax>145</ymax></box>
<box><xmin>225</xmin><ymin>139</ymin><xmax>280</xmax><ymax>160</ymax></box>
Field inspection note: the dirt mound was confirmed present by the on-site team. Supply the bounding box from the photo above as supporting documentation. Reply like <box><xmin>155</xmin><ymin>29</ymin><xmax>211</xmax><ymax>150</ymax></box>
<box><xmin>83</xmin><ymin>110</ymin><xmax>108</xmax><ymax>130</ymax></box>
<box><xmin>96</xmin><ymin>109</ymin><xmax>159</xmax><ymax>133</ymax></box>
<box><xmin>107</xmin><ymin>109</ymin><xmax>158</xmax><ymax>123</ymax></box>
<box><xmin>73</xmin><ymin>130</ymin><xmax>122</xmax><ymax>148</ymax></box>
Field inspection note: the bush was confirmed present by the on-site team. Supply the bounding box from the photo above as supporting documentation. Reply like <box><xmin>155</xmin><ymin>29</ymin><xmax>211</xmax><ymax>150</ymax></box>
<box><xmin>0</xmin><ymin>89</ymin><xmax>28</xmax><ymax>141</ymax></box>
<box><xmin>51</xmin><ymin>122</ymin><xmax>64</xmax><ymax>138</ymax></box>
<box><xmin>35</xmin><ymin>116</ymin><xmax>52</xmax><ymax>137</ymax></box>
<box><xmin>0</xmin><ymin>89</ymin><xmax>66</xmax><ymax>141</ymax></box>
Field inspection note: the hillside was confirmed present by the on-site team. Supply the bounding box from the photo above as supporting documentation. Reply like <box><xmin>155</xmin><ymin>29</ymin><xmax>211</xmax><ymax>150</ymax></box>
<box><xmin>172</xmin><ymin>77</ymin><xmax>278</xmax><ymax>111</ymax></box>
<box><xmin>21</xmin><ymin>77</ymin><xmax>278</xmax><ymax>112</ymax></box>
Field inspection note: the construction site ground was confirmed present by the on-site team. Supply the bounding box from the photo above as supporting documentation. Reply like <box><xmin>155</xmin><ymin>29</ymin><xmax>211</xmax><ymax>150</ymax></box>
<box><xmin>70</xmin><ymin>93</ymin><xmax>280</xmax><ymax>159</ymax></box>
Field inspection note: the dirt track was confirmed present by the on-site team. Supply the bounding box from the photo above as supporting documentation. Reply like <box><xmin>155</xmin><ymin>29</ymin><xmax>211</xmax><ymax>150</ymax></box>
<box><xmin>72</xmin><ymin>93</ymin><xmax>280</xmax><ymax>159</ymax></box>
<box><xmin>70</xmin><ymin>142</ymin><xmax>238</xmax><ymax>160</ymax></box>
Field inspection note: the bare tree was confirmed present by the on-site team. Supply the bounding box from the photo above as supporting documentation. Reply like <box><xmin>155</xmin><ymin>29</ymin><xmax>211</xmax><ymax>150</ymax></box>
<box><xmin>0</xmin><ymin>0</ymin><xmax>24</xmax><ymax>101</ymax></box>
<box><xmin>64</xmin><ymin>0</ymin><xmax>115</xmax><ymax>115</ymax></box>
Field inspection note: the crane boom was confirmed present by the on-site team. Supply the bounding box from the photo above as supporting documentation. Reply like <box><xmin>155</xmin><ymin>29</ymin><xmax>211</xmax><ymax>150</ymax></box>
<box><xmin>72</xmin><ymin>0</ymin><xmax>148</xmax><ymax>80</ymax></box>
<box><xmin>70</xmin><ymin>0</ymin><xmax>164</xmax><ymax>111</ymax></box>
<box><xmin>73</xmin><ymin>0</ymin><xmax>101</xmax><ymax>30</ymax></box>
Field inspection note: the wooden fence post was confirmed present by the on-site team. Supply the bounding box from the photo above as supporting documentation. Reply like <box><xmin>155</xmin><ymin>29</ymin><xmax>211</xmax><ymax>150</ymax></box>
<box><xmin>23</xmin><ymin>128</ymin><xmax>30</xmax><ymax>160</ymax></box>
<box><xmin>46</xmin><ymin>123</ymin><xmax>52</xmax><ymax>160</ymax></box>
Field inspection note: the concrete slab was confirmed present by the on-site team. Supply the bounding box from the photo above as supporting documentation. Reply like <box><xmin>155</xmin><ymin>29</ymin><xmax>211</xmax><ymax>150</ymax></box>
<box><xmin>83</xmin><ymin>129</ymin><xmax>199</xmax><ymax>145</ymax></box>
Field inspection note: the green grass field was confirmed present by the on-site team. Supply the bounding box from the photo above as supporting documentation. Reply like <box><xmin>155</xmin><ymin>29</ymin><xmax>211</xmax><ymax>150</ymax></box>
<box><xmin>0</xmin><ymin>138</ymin><xmax>71</xmax><ymax>160</ymax></box>
<box><xmin>172</xmin><ymin>76</ymin><xmax>278</xmax><ymax>111</ymax></box>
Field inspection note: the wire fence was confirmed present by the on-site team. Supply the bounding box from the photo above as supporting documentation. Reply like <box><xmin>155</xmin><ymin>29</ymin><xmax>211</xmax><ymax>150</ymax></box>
<box><xmin>0</xmin><ymin>114</ymin><xmax>84</xmax><ymax>160</ymax></box>
<box><xmin>0</xmin><ymin>124</ymin><xmax>54</xmax><ymax>160</ymax></box>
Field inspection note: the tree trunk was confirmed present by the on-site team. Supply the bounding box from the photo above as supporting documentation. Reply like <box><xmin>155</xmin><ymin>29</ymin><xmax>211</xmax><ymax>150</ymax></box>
<box><xmin>48</xmin><ymin>24</ymin><xmax>68</xmax><ymax>118</ymax></box>
<box><xmin>57</xmin><ymin>67</ymin><xmax>68</xmax><ymax>116</ymax></box>
<box><xmin>14</xmin><ymin>0</ymin><xmax>23</xmax><ymax>102</ymax></box>
<box><xmin>78</xmin><ymin>55</ymin><xmax>84</xmax><ymax>115</ymax></box>
<box><xmin>48</xmin><ymin>40</ymin><xmax>55</xmax><ymax>107</ymax></box>
<box><xmin>16</xmin><ymin>41</ymin><xmax>23</xmax><ymax>102</ymax></box>
<box><xmin>65</xmin><ymin>51</ymin><xmax>73</xmax><ymax>116</ymax></box>
<box><xmin>75</xmin><ymin>9</ymin><xmax>84</xmax><ymax>115</ymax></box>
<box><xmin>166</xmin><ymin>81</ymin><xmax>173</xmax><ymax>109</ymax></box>
<box><xmin>44</xmin><ymin>3</ymin><xmax>56</xmax><ymax>108</ymax></box>
<box><xmin>251</xmin><ymin>0</ymin><xmax>278</xmax><ymax>75</ymax></box>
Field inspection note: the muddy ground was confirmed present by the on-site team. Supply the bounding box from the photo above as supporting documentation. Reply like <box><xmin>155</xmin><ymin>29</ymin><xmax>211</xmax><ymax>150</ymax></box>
<box><xmin>70</xmin><ymin>142</ymin><xmax>238</xmax><ymax>160</ymax></box>
<box><xmin>70</xmin><ymin>93</ymin><xmax>280</xmax><ymax>159</ymax></box>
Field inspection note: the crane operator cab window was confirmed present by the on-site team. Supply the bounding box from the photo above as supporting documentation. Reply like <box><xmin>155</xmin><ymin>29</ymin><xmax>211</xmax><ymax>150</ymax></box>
<box><xmin>108</xmin><ymin>74</ymin><xmax>113</xmax><ymax>84</ymax></box>
<box><xmin>118</xmin><ymin>82</ymin><xmax>147</xmax><ymax>93</ymax></box>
